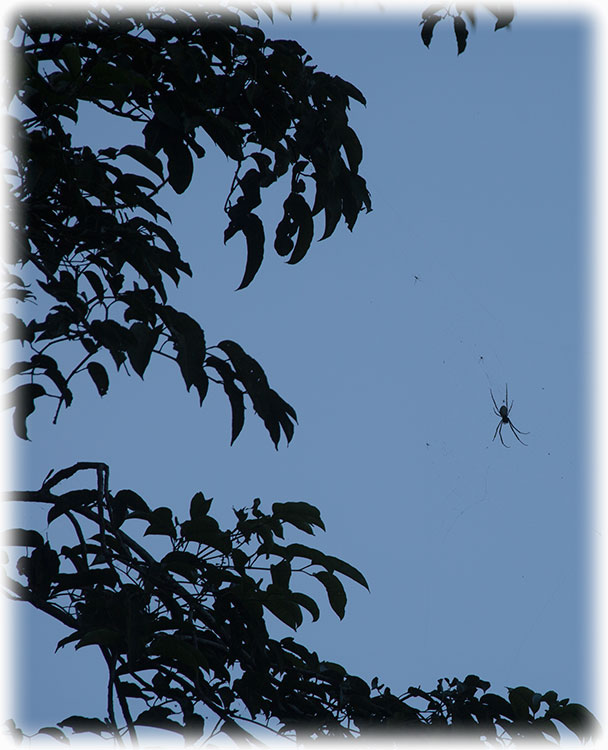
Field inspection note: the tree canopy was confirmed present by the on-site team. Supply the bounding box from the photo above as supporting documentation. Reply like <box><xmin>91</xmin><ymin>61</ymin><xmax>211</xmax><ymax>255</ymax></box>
<box><xmin>5</xmin><ymin>3</ymin><xmax>370</xmax><ymax>444</ymax></box>
<box><xmin>2</xmin><ymin>2</ymin><xmax>599</xmax><ymax>747</ymax></box>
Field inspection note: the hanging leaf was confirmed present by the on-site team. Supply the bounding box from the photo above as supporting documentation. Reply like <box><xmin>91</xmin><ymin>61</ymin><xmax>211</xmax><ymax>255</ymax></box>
<box><xmin>86</xmin><ymin>361</ymin><xmax>109</xmax><ymax>396</ymax></box>
<box><xmin>484</xmin><ymin>3</ymin><xmax>515</xmax><ymax>31</ymax></box>
<box><xmin>119</xmin><ymin>144</ymin><xmax>164</xmax><ymax>179</ymax></box>
<box><xmin>313</xmin><ymin>570</ymin><xmax>347</xmax><ymax>619</ymax></box>
<box><xmin>164</xmin><ymin>136</ymin><xmax>193</xmax><ymax>194</ymax></box>
<box><xmin>236</xmin><ymin>213</ymin><xmax>265</xmax><ymax>290</ymax></box>
<box><xmin>454</xmin><ymin>16</ymin><xmax>469</xmax><ymax>55</ymax></box>
<box><xmin>421</xmin><ymin>14</ymin><xmax>442</xmax><ymax>48</ymax></box>
<box><xmin>4</xmin><ymin>383</ymin><xmax>46</xmax><ymax>440</ymax></box>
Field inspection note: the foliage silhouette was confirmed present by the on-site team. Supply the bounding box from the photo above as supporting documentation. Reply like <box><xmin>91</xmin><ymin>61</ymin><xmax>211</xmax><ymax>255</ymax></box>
<box><xmin>3</xmin><ymin>464</ymin><xmax>599</xmax><ymax>745</ymax></box>
<box><xmin>5</xmin><ymin>3</ymin><xmax>370</xmax><ymax>444</ymax></box>
<box><xmin>2</xmin><ymin>2</ymin><xmax>599</xmax><ymax>747</ymax></box>
<box><xmin>420</xmin><ymin>3</ymin><xmax>515</xmax><ymax>55</ymax></box>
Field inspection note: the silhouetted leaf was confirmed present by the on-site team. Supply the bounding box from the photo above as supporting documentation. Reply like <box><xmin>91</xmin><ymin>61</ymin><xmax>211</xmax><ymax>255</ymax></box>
<box><xmin>83</xmin><ymin>270</ymin><xmax>105</xmax><ymax>302</ymax></box>
<box><xmin>126</xmin><ymin>322</ymin><xmax>160</xmax><ymax>378</ymax></box>
<box><xmin>205</xmin><ymin>355</ymin><xmax>245</xmax><ymax>444</ymax></box>
<box><xmin>190</xmin><ymin>491</ymin><xmax>212</xmax><ymax>519</ymax></box>
<box><xmin>164</xmin><ymin>137</ymin><xmax>193</xmax><ymax>194</ymax></box>
<box><xmin>454</xmin><ymin>16</ymin><xmax>469</xmax><ymax>54</ymax></box>
<box><xmin>144</xmin><ymin>507</ymin><xmax>176</xmax><ymax>538</ymax></box>
<box><xmin>484</xmin><ymin>3</ymin><xmax>515</xmax><ymax>30</ymax></box>
<box><xmin>313</xmin><ymin>570</ymin><xmax>347</xmax><ymax>619</ymax></box>
<box><xmin>86</xmin><ymin>361</ymin><xmax>109</xmax><ymax>396</ymax></box>
<box><xmin>272</xmin><ymin>502</ymin><xmax>325</xmax><ymax>534</ymax></box>
<box><xmin>325</xmin><ymin>555</ymin><xmax>369</xmax><ymax>590</ymax></box>
<box><xmin>4</xmin><ymin>383</ymin><xmax>46</xmax><ymax>440</ymax></box>
<box><xmin>120</xmin><ymin>144</ymin><xmax>164</xmax><ymax>179</ymax></box>
<box><xmin>421</xmin><ymin>14</ymin><xmax>442</xmax><ymax>48</ymax></box>
<box><xmin>1</xmin><ymin>528</ymin><xmax>44</xmax><ymax>548</ymax></box>
<box><xmin>341</xmin><ymin>125</ymin><xmax>363</xmax><ymax>173</ymax></box>
<box><xmin>285</xmin><ymin>195</ymin><xmax>314</xmax><ymax>265</ymax></box>
<box><xmin>2</xmin><ymin>313</ymin><xmax>35</xmax><ymax>344</ymax></box>
<box><xmin>236</xmin><ymin>214</ymin><xmax>265</xmax><ymax>290</ymax></box>
<box><xmin>292</xmin><ymin>592</ymin><xmax>320</xmax><ymax>622</ymax></box>
<box><xmin>262</xmin><ymin>592</ymin><xmax>302</xmax><ymax>629</ymax></box>
<box><xmin>58</xmin><ymin>716</ymin><xmax>110</xmax><ymax>736</ymax></box>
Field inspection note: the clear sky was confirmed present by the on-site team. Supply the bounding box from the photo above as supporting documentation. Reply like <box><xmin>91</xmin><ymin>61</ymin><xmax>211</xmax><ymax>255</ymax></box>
<box><xmin>2</xmin><ymin>1</ymin><xmax>600</xmax><ymax>744</ymax></box>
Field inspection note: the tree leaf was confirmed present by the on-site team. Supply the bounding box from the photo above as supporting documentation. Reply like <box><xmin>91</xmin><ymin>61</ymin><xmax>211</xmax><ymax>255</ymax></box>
<box><xmin>205</xmin><ymin>355</ymin><xmax>245</xmax><ymax>444</ymax></box>
<box><xmin>291</xmin><ymin>591</ymin><xmax>320</xmax><ymax>622</ymax></box>
<box><xmin>236</xmin><ymin>213</ymin><xmax>265</xmax><ymax>290</ymax></box>
<box><xmin>324</xmin><ymin>555</ymin><xmax>369</xmax><ymax>590</ymax></box>
<box><xmin>190</xmin><ymin>491</ymin><xmax>212</xmax><ymax>519</ymax></box>
<box><xmin>286</xmin><ymin>195</ymin><xmax>314</xmax><ymax>266</ymax></box>
<box><xmin>112</xmin><ymin>488</ymin><xmax>148</xmax><ymax>514</ymax></box>
<box><xmin>57</xmin><ymin>716</ymin><xmax>110</xmax><ymax>736</ymax></box>
<box><xmin>4</xmin><ymin>383</ymin><xmax>46</xmax><ymax>440</ymax></box>
<box><xmin>83</xmin><ymin>270</ymin><xmax>105</xmax><ymax>302</ymax></box>
<box><xmin>313</xmin><ymin>570</ymin><xmax>347</xmax><ymax>619</ymax></box>
<box><xmin>341</xmin><ymin>126</ymin><xmax>363</xmax><ymax>173</ymax></box>
<box><xmin>126</xmin><ymin>323</ymin><xmax>160</xmax><ymax>378</ymax></box>
<box><xmin>453</xmin><ymin>16</ymin><xmax>469</xmax><ymax>55</ymax></box>
<box><xmin>144</xmin><ymin>507</ymin><xmax>176</xmax><ymax>538</ymax></box>
<box><xmin>86</xmin><ymin>361</ymin><xmax>109</xmax><ymax>396</ymax></box>
<box><xmin>119</xmin><ymin>144</ymin><xmax>164</xmax><ymax>179</ymax></box>
<box><xmin>484</xmin><ymin>3</ymin><xmax>515</xmax><ymax>31</ymax></box>
<box><xmin>1</xmin><ymin>528</ymin><xmax>44</xmax><ymax>548</ymax></box>
<box><xmin>421</xmin><ymin>14</ymin><xmax>442</xmax><ymax>48</ymax></box>
<box><xmin>261</xmin><ymin>591</ymin><xmax>302</xmax><ymax>630</ymax></box>
<box><xmin>272</xmin><ymin>501</ymin><xmax>325</xmax><ymax>533</ymax></box>
<box><xmin>164</xmin><ymin>137</ymin><xmax>193</xmax><ymax>194</ymax></box>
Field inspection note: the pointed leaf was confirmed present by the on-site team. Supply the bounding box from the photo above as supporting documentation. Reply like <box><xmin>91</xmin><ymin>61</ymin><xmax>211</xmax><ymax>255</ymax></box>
<box><xmin>164</xmin><ymin>137</ymin><xmax>193</xmax><ymax>194</ymax></box>
<box><xmin>119</xmin><ymin>144</ymin><xmax>164</xmax><ymax>179</ymax></box>
<box><xmin>236</xmin><ymin>213</ymin><xmax>265</xmax><ymax>290</ymax></box>
<box><xmin>313</xmin><ymin>570</ymin><xmax>347</xmax><ymax>618</ymax></box>
<box><xmin>325</xmin><ymin>555</ymin><xmax>369</xmax><ymax>590</ymax></box>
<box><xmin>454</xmin><ymin>16</ymin><xmax>469</xmax><ymax>54</ymax></box>
<box><xmin>421</xmin><ymin>14</ymin><xmax>442</xmax><ymax>48</ymax></box>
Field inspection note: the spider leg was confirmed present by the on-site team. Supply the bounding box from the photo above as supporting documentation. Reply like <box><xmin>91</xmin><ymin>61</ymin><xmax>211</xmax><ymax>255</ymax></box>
<box><xmin>498</xmin><ymin>422</ymin><xmax>510</xmax><ymax>448</ymax></box>
<box><xmin>509</xmin><ymin>421</ymin><xmax>530</xmax><ymax>436</ymax></box>
<box><xmin>505</xmin><ymin>384</ymin><xmax>509</xmax><ymax>409</ymax></box>
<box><xmin>490</xmin><ymin>389</ymin><xmax>500</xmax><ymax>413</ymax></box>
<box><xmin>492</xmin><ymin>421</ymin><xmax>501</xmax><ymax>441</ymax></box>
<box><xmin>508</xmin><ymin>421</ymin><xmax>528</xmax><ymax>446</ymax></box>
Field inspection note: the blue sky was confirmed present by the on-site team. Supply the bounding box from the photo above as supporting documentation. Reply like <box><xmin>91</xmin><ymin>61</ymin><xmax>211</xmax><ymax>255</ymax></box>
<box><xmin>2</xmin><ymin>2</ymin><xmax>599</xmax><ymax>743</ymax></box>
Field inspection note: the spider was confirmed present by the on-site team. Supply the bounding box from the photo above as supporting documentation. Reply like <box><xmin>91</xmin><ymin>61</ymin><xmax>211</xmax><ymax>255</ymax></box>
<box><xmin>490</xmin><ymin>384</ymin><xmax>529</xmax><ymax>447</ymax></box>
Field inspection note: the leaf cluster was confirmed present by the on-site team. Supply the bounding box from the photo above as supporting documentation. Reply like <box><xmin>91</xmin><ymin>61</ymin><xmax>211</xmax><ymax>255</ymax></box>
<box><xmin>2</xmin><ymin>463</ymin><xmax>599</xmax><ymax>746</ymax></box>
<box><xmin>420</xmin><ymin>3</ymin><xmax>515</xmax><ymax>55</ymax></box>
<box><xmin>5</xmin><ymin>3</ymin><xmax>370</xmax><ymax>442</ymax></box>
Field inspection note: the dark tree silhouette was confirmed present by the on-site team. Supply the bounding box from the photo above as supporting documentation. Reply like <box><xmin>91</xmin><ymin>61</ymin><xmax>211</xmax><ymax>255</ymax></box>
<box><xmin>2</xmin><ymin>3</ymin><xmax>598</xmax><ymax>746</ymax></box>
